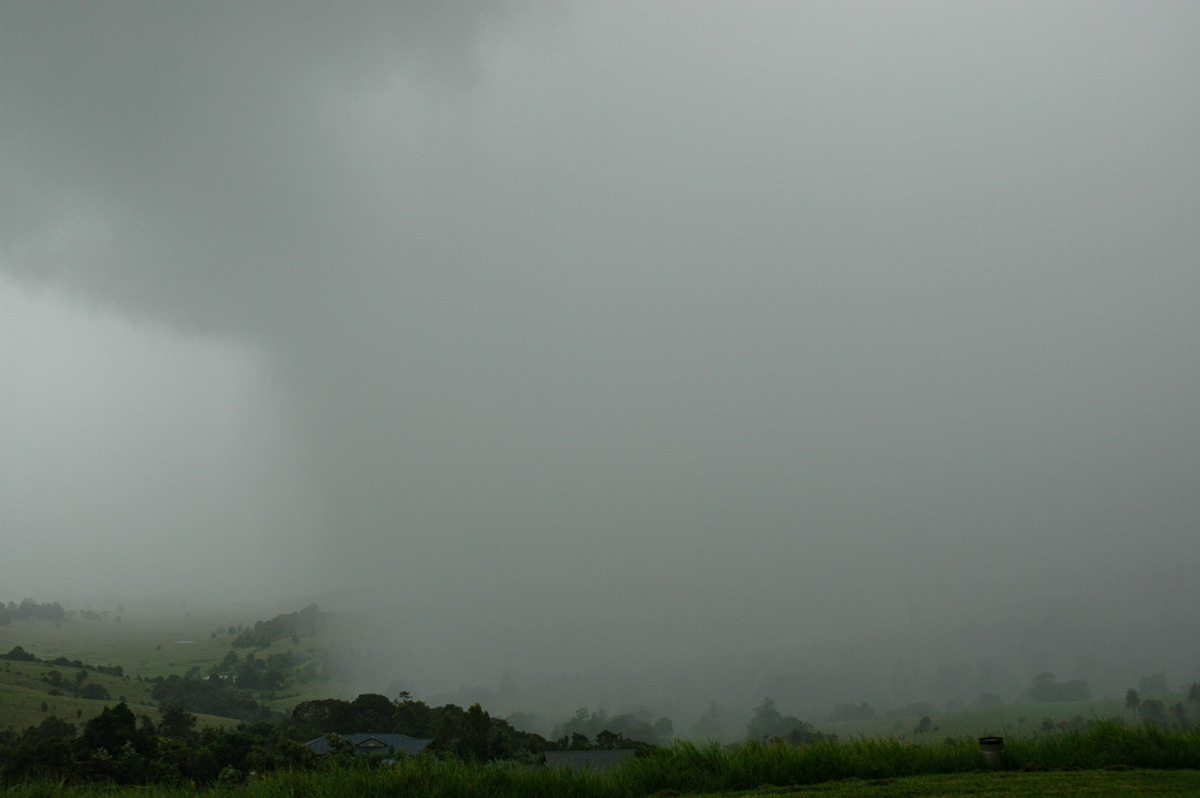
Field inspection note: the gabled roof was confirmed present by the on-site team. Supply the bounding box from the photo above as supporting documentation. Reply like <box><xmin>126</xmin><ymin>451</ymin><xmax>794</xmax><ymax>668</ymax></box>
<box><xmin>540</xmin><ymin>749</ymin><xmax>638</xmax><ymax>770</ymax></box>
<box><xmin>304</xmin><ymin>733</ymin><xmax>432</xmax><ymax>756</ymax></box>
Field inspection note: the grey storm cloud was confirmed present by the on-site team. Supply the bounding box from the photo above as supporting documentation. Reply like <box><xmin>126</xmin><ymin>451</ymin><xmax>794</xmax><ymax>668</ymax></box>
<box><xmin>2</xmin><ymin>2</ymin><xmax>1199</xmax><ymax>693</ymax></box>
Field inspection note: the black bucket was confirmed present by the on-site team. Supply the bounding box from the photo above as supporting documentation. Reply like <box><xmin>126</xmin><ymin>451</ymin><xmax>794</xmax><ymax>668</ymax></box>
<box><xmin>978</xmin><ymin>736</ymin><xmax>1005</xmax><ymax>769</ymax></box>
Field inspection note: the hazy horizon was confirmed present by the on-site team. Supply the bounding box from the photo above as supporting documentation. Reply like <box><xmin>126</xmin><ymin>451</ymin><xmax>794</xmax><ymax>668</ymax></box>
<box><xmin>2</xmin><ymin>2</ymin><xmax>1198</xmax><ymax>709</ymax></box>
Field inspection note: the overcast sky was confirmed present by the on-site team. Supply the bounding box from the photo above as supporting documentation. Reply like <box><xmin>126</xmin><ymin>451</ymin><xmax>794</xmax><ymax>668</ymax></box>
<box><xmin>2</xmin><ymin>2</ymin><xmax>1198</xmax><ymax>689</ymax></box>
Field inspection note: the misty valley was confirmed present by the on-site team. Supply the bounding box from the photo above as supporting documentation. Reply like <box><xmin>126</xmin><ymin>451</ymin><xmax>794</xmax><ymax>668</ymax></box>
<box><xmin>1</xmin><ymin>593</ymin><xmax>1199</xmax><ymax>795</ymax></box>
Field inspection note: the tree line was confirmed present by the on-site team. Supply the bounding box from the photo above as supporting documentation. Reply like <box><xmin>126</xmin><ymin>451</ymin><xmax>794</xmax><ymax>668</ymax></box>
<box><xmin>0</xmin><ymin>690</ymin><xmax>653</xmax><ymax>787</ymax></box>
<box><xmin>3</xmin><ymin>645</ymin><xmax>125</xmax><ymax>677</ymax></box>
<box><xmin>229</xmin><ymin>604</ymin><xmax>322</xmax><ymax>649</ymax></box>
<box><xmin>0</xmin><ymin>599</ymin><xmax>66</xmax><ymax>625</ymax></box>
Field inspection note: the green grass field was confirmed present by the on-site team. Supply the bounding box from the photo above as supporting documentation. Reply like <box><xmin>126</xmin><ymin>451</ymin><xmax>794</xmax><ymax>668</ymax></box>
<box><xmin>2</xmin><ymin>611</ymin><xmax>258</xmax><ymax>678</ymax></box>
<box><xmin>0</xmin><ymin>608</ymin><xmax>324</xmax><ymax>733</ymax></box>
<box><xmin>0</xmin><ymin>656</ymin><xmax>155</xmax><ymax>734</ymax></box>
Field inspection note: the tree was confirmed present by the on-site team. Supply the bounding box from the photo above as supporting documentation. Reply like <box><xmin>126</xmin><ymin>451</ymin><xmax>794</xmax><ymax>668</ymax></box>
<box><xmin>1141</xmin><ymin>699</ymin><xmax>1167</xmax><ymax>726</ymax></box>
<box><xmin>432</xmin><ymin>711</ymin><xmax>464</xmax><ymax>754</ymax></box>
<box><xmin>747</xmin><ymin>698</ymin><xmax>808</xmax><ymax>740</ymax></box>
<box><xmin>595</xmin><ymin>729</ymin><xmax>623</xmax><ymax>749</ymax></box>
<box><xmin>393</xmin><ymin>695</ymin><xmax>441</xmax><ymax>737</ymax></box>
<box><xmin>1027</xmin><ymin>673</ymin><xmax>1090</xmax><ymax>703</ymax></box>
<box><xmin>4</xmin><ymin>645</ymin><xmax>37</xmax><ymax>662</ymax></box>
<box><xmin>80</xmin><ymin>682</ymin><xmax>112</xmax><ymax>700</ymax></box>
<box><xmin>786</xmin><ymin>721</ymin><xmax>830</xmax><ymax>744</ymax></box>
<box><xmin>747</xmin><ymin>698</ymin><xmax>783</xmax><ymax>739</ymax></box>
<box><xmin>21</xmin><ymin>715</ymin><xmax>76</xmax><ymax>745</ymax></box>
<box><xmin>690</xmin><ymin>701</ymin><xmax>728</xmax><ymax>738</ymax></box>
<box><xmin>291</xmin><ymin>698</ymin><xmax>355</xmax><ymax>735</ymax></box>
<box><xmin>348</xmin><ymin>693</ymin><xmax>394</xmax><ymax>732</ymax></box>
<box><xmin>323</xmin><ymin>732</ymin><xmax>355</xmax><ymax>758</ymax></box>
<box><xmin>80</xmin><ymin>702</ymin><xmax>150</xmax><ymax>756</ymax></box>
<box><xmin>1125</xmin><ymin>688</ymin><xmax>1141</xmax><ymax>712</ymax></box>
<box><xmin>159</xmin><ymin>705</ymin><xmax>197</xmax><ymax>739</ymax></box>
<box><xmin>462</xmin><ymin>703</ymin><xmax>491</xmax><ymax>761</ymax></box>
<box><xmin>6</xmin><ymin>735</ymin><xmax>74</xmax><ymax>780</ymax></box>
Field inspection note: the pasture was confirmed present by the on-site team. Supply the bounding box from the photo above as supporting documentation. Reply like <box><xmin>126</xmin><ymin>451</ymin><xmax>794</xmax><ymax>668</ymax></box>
<box><xmin>0</xmin><ymin>606</ymin><xmax>319</xmax><ymax>731</ymax></box>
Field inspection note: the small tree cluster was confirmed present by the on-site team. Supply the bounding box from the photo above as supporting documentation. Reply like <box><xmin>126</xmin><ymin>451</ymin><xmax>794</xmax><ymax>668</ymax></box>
<box><xmin>289</xmin><ymin>693</ymin><xmax>551</xmax><ymax>762</ymax></box>
<box><xmin>230</xmin><ymin>604</ymin><xmax>321</xmax><ymax>649</ymax></box>
<box><xmin>1026</xmin><ymin>672</ymin><xmax>1090</xmax><ymax>703</ymax></box>
<box><xmin>551</xmin><ymin>706</ymin><xmax>673</xmax><ymax>748</ymax></box>
<box><xmin>746</xmin><ymin>698</ymin><xmax>833</xmax><ymax>744</ymax></box>
<box><xmin>0</xmin><ymin>599</ymin><xmax>67</xmax><ymax>625</ymax></box>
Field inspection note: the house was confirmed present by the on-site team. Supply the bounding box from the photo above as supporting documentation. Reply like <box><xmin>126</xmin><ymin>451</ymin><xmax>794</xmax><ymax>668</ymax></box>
<box><xmin>304</xmin><ymin>733</ymin><xmax>432</xmax><ymax>757</ymax></box>
<box><xmin>537</xmin><ymin>749</ymin><xmax>638</xmax><ymax>770</ymax></box>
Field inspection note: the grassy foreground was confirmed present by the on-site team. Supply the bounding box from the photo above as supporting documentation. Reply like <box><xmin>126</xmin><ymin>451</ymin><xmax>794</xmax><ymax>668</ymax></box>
<box><xmin>3</xmin><ymin>722</ymin><xmax>1199</xmax><ymax>797</ymax></box>
<box><xmin>2</xmin><ymin>770</ymin><xmax>1199</xmax><ymax>797</ymax></box>
<box><xmin>3</xmin><ymin>769</ymin><xmax>1199</xmax><ymax>797</ymax></box>
<box><xmin>778</xmin><ymin>769</ymin><xmax>1200</xmax><ymax>796</ymax></box>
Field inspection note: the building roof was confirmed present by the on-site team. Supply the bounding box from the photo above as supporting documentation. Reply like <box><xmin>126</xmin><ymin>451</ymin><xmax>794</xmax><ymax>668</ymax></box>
<box><xmin>539</xmin><ymin>749</ymin><xmax>638</xmax><ymax>770</ymax></box>
<box><xmin>304</xmin><ymin>733</ymin><xmax>432</xmax><ymax>756</ymax></box>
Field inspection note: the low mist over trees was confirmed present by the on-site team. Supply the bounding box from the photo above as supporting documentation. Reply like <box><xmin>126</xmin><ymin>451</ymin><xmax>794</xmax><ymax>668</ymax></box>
<box><xmin>231</xmin><ymin>604</ymin><xmax>321</xmax><ymax>649</ymax></box>
<box><xmin>828</xmin><ymin>702</ymin><xmax>876</xmax><ymax>722</ymax></box>
<box><xmin>689</xmin><ymin>701</ymin><xmax>740</xmax><ymax>739</ymax></box>
<box><xmin>746</xmin><ymin>698</ymin><xmax>831</xmax><ymax>744</ymax></box>
<box><xmin>551</xmin><ymin>707</ymin><xmax>673</xmax><ymax>748</ymax></box>
<box><xmin>1027</xmin><ymin>672</ymin><xmax>1091</xmax><ymax>703</ymax></box>
<box><xmin>0</xmin><ymin>599</ymin><xmax>66</xmax><ymax>625</ymax></box>
<box><xmin>1138</xmin><ymin>672</ymin><xmax>1170</xmax><ymax>695</ymax></box>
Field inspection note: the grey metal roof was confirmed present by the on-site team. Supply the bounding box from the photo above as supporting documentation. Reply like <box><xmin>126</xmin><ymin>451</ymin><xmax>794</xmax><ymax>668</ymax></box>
<box><xmin>540</xmin><ymin>749</ymin><xmax>638</xmax><ymax>770</ymax></box>
<box><xmin>304</xmin><ymin>733</ymin><xmax>432</xmax><ymax>756</ymax></box>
